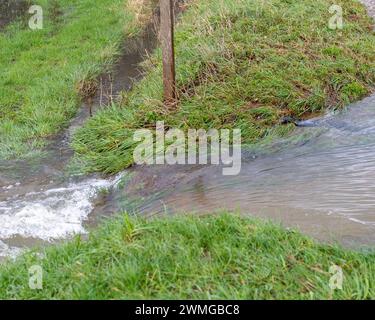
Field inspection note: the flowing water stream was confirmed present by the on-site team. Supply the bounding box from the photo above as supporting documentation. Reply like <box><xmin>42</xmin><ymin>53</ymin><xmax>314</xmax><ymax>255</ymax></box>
<box><xmin>0</xmin><ymin>8</ymin><xmax>159</xmax><ymax>259</ymax></box>
<box><xmin>0</xmin><ymin>0</ymin><xmax>375</xmax><ymax>259</ymax></box>
<box><xmin>116</xmin><ymin>94</ymin><xmax>375</xmax><ymax>248</ymax></box>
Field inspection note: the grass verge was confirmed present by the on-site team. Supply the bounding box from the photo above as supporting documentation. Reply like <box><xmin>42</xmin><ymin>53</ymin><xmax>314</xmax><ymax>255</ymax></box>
<box><xmin>72</xmin><ymin>0</ymin><xmax>375</xmax><ymax>174</ymax></box>
<box><xmin>0</xmin><ymin>213</ymin><xmax>374</xmax><ymax>299</ymax></box>
<box><xmin>0</xmin><ymin>0</ymin><xmax>145</xmax><ymax>159</ymax></box>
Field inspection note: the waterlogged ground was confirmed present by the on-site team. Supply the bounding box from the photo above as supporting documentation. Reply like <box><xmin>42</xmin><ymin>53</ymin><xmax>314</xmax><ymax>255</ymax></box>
<box><xmin>110</xmin><ymin>0</ymin><xmax>375</xmax><ymax>248</ymax></box>
<box><xmin>0</xmin><ymin>111</ymin><xmax>125</xmax><ymax>259</ymax></box>
<box><xmin>119</xmin><ymin>94</ymin><xmax>375</xmax><ymax>248</ymax></box>
<box><xmin>0</xmin><ymin>0</ymin><xmax>374</xmax><ymax>259</ymax></box>
<box><xmin>0</xmin><ymin>17</ymin><xmax>158</xmax><ymax>259</ymax></box>
<box><xmin>5</xmin><ymin>91</ymin><xmax>375</xmax><ymax>258</ymax></box>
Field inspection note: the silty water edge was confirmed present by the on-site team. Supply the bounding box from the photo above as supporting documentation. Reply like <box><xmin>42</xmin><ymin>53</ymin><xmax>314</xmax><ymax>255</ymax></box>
<box><xmin>116</xmin><ymin>93</ymin><xmax>375</xmax><ymax>249</ymax></box>
<box><xmin>0</xmin><ymin>0</ymin><xmax>187</xmax><ymax>260</ymax></box>
<box><xmin>0</xmin><ymin>13</ymin><xmax>161</xmax><ymax>259</ymax></box>
<box><xmin>0</xmin><ymin>1</ymin><xmax>374</xmax><ymax>258</ymax></box>
<box><xmin>109</xmin><ymin>1</ymin><xmax>375</xmax><ymax>248</ymax></box>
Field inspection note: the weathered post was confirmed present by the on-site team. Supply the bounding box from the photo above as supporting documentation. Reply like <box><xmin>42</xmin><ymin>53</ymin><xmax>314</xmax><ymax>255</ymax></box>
<box><xmin>160</xmin><ymin>0</ymin><xmax>176</xmax><ymax>108</ymax></box>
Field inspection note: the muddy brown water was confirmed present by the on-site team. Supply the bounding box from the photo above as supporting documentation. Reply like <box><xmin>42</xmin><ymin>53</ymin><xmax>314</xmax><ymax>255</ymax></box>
<box><xmin>1</xmin><ymin>0</ymin><xmax>375</xmax><ymax>259</ymax></box>
<box><xmin>0</xmin><ymin>15</ymin><xmax>159</xmax><ymax>259</ymax></box>
<box><xmin>0</xmin><ymin>1</ymin><xmax>187</xmax><ymax>260</ymax></box>
<box><xmin>100</xmin><ymin>0</ymin><xmax>375</xmax><ymax>249</ymax></box>
<box><xmin>114</xmin><ymin>94</ymin><xmax>375</xmax><ymax>249</ymax></box>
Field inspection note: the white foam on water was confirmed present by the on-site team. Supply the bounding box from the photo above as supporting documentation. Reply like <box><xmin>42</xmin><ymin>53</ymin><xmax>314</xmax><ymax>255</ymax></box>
<box><xmin>0</xmin><ymin>175</ymin><xmax>122</xmax><ymax>242</ymax></box>
<box><xmin>0</xmin><ymin>240</ymin><xmax>23</xmax><ymax>260</ymax></box>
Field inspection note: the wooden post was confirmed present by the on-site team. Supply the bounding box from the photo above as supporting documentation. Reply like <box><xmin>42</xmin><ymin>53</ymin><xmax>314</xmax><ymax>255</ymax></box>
<box><xmin>160</xmin><ymin>0</ymin><xmax>176</xmax><ymax>108</ymax></box>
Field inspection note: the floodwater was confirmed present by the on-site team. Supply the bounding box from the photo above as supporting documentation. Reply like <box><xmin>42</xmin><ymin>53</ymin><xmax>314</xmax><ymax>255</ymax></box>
<box><xmin>103</xmin><ymin>0</ymin><xmax>375</xmax><ymax>249</ymax></box>
<box><xmin>116</xmin><ymin>94</ymin><xmax>375</xmax><ymax>248</ymax></box>
<box><xmin>0</xmin><ymin>1</ymin><xmax>187</xmax><ymax>260</ymax></box>
<box><xmin>1</xmin><ymin>0</ymin><xmax>375</xmax><ymax>259</ymax></box>
<box><xmin>0</xmin><ymin>16</ymin><xmax>159</xmax><ymax>259</ymax></box>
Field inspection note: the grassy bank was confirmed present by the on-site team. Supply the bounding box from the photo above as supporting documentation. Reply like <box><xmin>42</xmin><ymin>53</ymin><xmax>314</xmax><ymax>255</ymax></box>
<box><xmin>72</xmin><ymin>0</ymin><xmax>375</xmax><ymax>174</ymax></box>
<box><xmin>0</xmin><ymin>213</ymin><xmax>374</xmax><ymax>299</ymax></box>
<box><xmin>0</xmin><ymin>0</ymin><xmax>143</xmax><ymax>159</ymax></box>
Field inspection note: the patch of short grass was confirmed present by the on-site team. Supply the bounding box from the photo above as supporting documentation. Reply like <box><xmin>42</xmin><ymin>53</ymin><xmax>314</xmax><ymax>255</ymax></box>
<box><xmin>0</xmin><ymin>213</ymin><xmax>374</xmax><ymax>299</ymax></box>
<box><xmin>72</xmin><ymin>0</ymin><xmax>375</xmax><ymax>174</ymax></box>
<box><xmin>0</xmin><ymin>0</ymin><xmax>142</xmax><ymax>159</ymax></box>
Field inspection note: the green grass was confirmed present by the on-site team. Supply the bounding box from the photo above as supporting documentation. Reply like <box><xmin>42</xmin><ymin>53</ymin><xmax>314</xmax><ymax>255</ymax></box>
<box><xmin>0</xmin><ymin>213</ymin><xmax>374</xmax><ymax>299</ymax></box>
<box><xmin>1</xmin><ymin>1</ymin><xmax>374</xmax><ymax>300</ymax></box>
<box><xmin>0</xmin><ymin>0</ymin><xmax>140</xmax><ymax>159</ymax></box>
<box><xmin>72</xmin><ymin>0</ymin><xmax>375</xmax><ymax>174</ymax></box>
